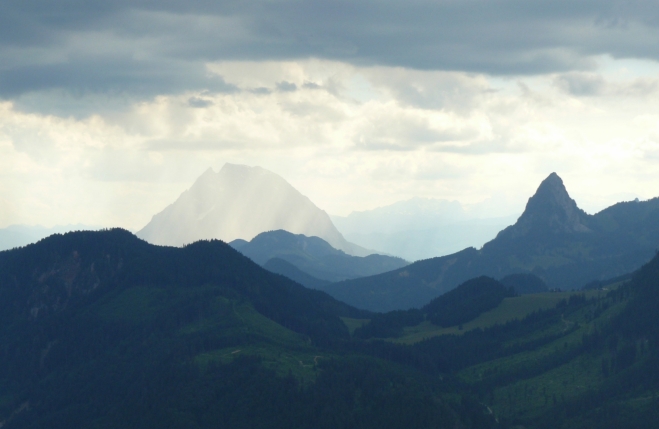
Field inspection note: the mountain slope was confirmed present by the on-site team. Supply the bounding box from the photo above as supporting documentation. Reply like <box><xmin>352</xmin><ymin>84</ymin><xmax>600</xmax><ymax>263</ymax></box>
<box><xmin>323</xmin><ymin>173</ymin><xmax>659</xmax><ymax>311</ymax></box>
<box><xmin>345</xmin><ymin>252</ymin><xmax>659</xmax><ymax>429</ymax></box>
<box><xmin>262</xmin><ymin>257</ymin><xmax>331</xmax><ymax>290</ymax></box>
<box><xmin>230</xmin><ymin>230</ymin><xmax>408</xmax><ymax>284</ymax></box>
<box><xmin>2</xmin><ymin>229</ymin><xmax>658</xmax><ymax>428</ymax></box>
<box><xmin>137</xmin><ymin>164</ymin><xmax>370</xmax><ymax>256</ymax></box>
<box><xmin>0</xmin><ymin>229</ymin><xmax>364</xmax><ymax>338</ymax></box>
<box><xmin>0</xmin><ymin>230</ymin><xmax>484</xmax><ymax>428</ymax></box>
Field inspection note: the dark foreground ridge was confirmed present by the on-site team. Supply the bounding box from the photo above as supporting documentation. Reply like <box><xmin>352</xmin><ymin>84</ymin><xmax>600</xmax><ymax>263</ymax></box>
<box><xmin>0</xmin><ymin>229</ymin><xmax>490</xmax><ymax>429</ymax></box>
<box><xmin>2</xmin><ymin>229</ymin><xmax>659</xmax><ymax>428</ymax></box>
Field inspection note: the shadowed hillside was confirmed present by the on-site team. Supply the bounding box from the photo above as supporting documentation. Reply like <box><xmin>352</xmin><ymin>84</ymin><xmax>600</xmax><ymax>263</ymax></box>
<box><xmin>2</xmin><ymin>229</ymin><xmax>659</xmax><ymax>428</ymax></box>
<box><xmin>0</xmin><ymin>229</ymin><xmax>496</xmax><ymax>429</ymax></box>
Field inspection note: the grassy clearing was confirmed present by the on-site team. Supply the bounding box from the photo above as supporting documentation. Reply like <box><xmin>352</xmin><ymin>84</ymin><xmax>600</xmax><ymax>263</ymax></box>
<box><xmin>394</xmin><ymin>290</ymin><xmax>608</xmax><ymax>345</ymax></box>
<box><xmin>458</xmin><ymin>323</ymin><xmax>589</xmax><ymax>386</ymax></box>
<box><xmin>179</xmin><ymin>299</ymin><xmax>309</xmax><ymax>347</ymax></box>
<box><xmin>341</xmin><ymin>317</ymin><xmax>370</xmax><ymax>336</ymax></box>
<box><xmin>186</xmin><ymin>298</ymin><xmax>320</xmax><ymax>381</ymax></box>
<box><xmin>489</xmin><ymin>352</ymin><xmax>606</xmax><ymax>419</ymax></box>
<box><xmin>458</xmin><ymin>296</ymin><xmax>626</xmax><ymax>384</ymax></box>
<box><xmin>194</xmin><ymin>343</ymin><xmax>323</xmax><ymax>382</ymax></box>
<box><xmin>455</xmin><ymin>294</ymin><xmax>630</xmax><ymax>420</ymax></box>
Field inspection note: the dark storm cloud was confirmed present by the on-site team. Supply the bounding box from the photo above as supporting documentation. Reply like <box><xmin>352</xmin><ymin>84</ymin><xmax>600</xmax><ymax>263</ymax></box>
<box><xmin>1</xmin><ymin>0</ymin><xmax>659</xmax><ymax>103</ymax></box>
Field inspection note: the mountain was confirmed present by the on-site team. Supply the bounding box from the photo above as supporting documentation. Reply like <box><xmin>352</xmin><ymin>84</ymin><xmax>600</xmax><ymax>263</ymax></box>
<box><xmin>494</xmin><ymin>172</ymin><xmax>590</xmax><ymax>239</ymax></box>
<box><xmin>0</xmin><ymin>230</ymin><xmax>489</xmax><ymax>428</ymax></box>
<box><xmin>229</xmin><ymin>229</ymin><xmax>408</xmax><ymax>284</ymax></box>
<box><xmin>323</xmin><ymin>173</ymin><xmax>659</xmax><ymax>311</ymax></box>
<box><xmin>137</xmin><ymin>164</ymin><xmax>371</xmax><ymax>256</ymax></box>
<box><xmin>0</xmin><ymin>229</ymin><xmax>363</xmax><ymax>337</ymax></box>
<box><xmin>422</xmin><ymin>276</ymin><xmax>516</xmax><ymax>328</ymax></box>
<box><xmin>262</xmin><ymin>258</ymin><xmax>331</xmax><ymax>290</ymax></box>
<box><xmin>347</xmin><ymin>252</ymin><xmax>659</xmax><ymax>429</ymax></box>
<box><xmin>500</xmin><ymin>273</ymin><xmax>549</xmax><ymax>294</ymax></box>
<box><xmin>331</xmin><ymin>198</ymin><xmax>515</xmax><ymax>261</ymax></box>
<box><xmin>2</xmin><ymin>229</ymin><xmax>659</xmax><ymax>428</ymax></box>
<box><xmin>353</xmin><ymin>276</ymin><xmax>515</xmax><ymax>339</ymax></box>
<box><xmin>0</xmin><ymin>224</ymin><xmax>99</xmax><ymax>251</ymax></box>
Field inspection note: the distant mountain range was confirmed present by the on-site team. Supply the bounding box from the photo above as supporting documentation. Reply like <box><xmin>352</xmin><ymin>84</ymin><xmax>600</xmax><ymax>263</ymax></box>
<box><xmin>323</xmin><ymin>173</ymin><xmax>659</xmax><ymax>311</ymax></box>
<box><xmin>229</xmin><ymin>230</ymin><xmax>408</xmax><ymax>285</ymax></box>
<box><xmin>331</xmin><ymin>198</ymin><xmax>515</xmax><ymax>261</ymax></box>
<box><xmin>0</xmin><ymin>224</ymin><xmax>99</xmax><ymax>251</ymax></box>
<box><xmin>137</xmin><ymin>164</ymin><xmax>372</xmax><ymax>256</ymax></box>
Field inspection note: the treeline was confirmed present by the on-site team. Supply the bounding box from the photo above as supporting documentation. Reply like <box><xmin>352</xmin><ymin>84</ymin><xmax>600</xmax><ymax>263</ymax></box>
<box><xmin>6</xmin><ymin>349</ymin><xmax>497</xmax><ymax>429</ymax></box>
<box><xmin>353</xmin><ymin>276</ymin><xmax>516</xmax><ymax>339</ymax></box>
<box><xmin>3</xmin><ymin>230</ymin><xmax>659</xmax><ymax>429</ymax></box>
<box><xmin>424</xmin><ymin>276</ymin><xmax>516</xmax><ymax>327</ymax></box>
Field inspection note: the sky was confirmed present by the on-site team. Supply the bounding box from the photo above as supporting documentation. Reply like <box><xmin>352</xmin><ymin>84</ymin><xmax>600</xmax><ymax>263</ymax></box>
<box><xmin>2</xmin><ymin>0</ymin><xmax>659</xmax><ymax>230</ymax></box>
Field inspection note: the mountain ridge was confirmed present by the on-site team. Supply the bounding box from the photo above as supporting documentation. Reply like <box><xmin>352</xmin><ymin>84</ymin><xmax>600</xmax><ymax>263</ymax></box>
<box><xmin>230</xmin><ymin>229</ymin><xmax>408</xmax><ymax>284</ymax></box>
<box><xmin>2</xmin><ymin>228</ymin><xmax>659</xmax><ymax>428</ymax></box>
<box><xmin>495</xmin><ymin>172</ymin><xmax>591</xmax><ymax>240</ymax></box>
<box><xmin>323</xmin><ymin>173</ymin><xmax>659</xmax><ymax>311</ymax></box>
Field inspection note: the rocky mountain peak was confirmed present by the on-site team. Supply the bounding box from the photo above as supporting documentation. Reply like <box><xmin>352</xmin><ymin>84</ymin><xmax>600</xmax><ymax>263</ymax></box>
<box><xmin>136</xmin><ymin>164</ymin><xmax>371</xmax><ymax>256</ymax></box>
<box><xmin>499</xmin><ymin>173</ymin><xmax>591</xmax><ymax>239</ymax></box>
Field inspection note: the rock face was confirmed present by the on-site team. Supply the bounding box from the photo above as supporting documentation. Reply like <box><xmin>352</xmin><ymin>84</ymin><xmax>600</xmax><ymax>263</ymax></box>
<box><xmin>137</xmin><ymin>164</ymin><xmax>370</xmax><ymax>256</ymax></box>
<box><xmin>498</xmin><ymin>172</ymin><xmax>591</xmax><ymax>240</ymax></box>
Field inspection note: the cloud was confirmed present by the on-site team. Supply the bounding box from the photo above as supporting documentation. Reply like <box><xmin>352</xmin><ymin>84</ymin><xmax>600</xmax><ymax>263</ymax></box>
<box><xmin>553</xmin><ymin>72</ymin><xmax>659</xmax><ymax>97</ymax></box>
<box><xmin>3</xmin><ymin>60</ymin><xmax>659</xmax><ymax>227</ymax></box>
<box><xmin>554</xmin><ymin>72</ymin><xmax>607</xmax><ymax>96</ymax></box>
<box><xmin>276</xmin><ymin>81</ymin><xmax>297</xmax><ymax>92</ymax></box>
<box><xmin>188</xmin><ymin>96</ymin><xmax>213</xmax><ymax>108</ymax></box>
<box><xmin>2</xmin><ymin>0</ymin><xmax>659</xmax><ymax>111</ymax></box>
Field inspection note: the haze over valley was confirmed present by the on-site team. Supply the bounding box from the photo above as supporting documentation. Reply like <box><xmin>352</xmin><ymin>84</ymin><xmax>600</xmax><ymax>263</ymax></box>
<box><xmin>331</xmin><ymin>198</ymin><xmax>516</xmax><ymax>261</ymax></box>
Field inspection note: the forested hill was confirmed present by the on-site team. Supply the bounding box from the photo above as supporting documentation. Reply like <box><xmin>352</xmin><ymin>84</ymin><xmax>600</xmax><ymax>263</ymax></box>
<box><xmin>0</xmin><ymin>229</ymin><xmax>499</xmax><ymax>429</ymax></box>
<box><xmin>230</xmin><ymin>229</ymin><xmax>408</xmax><ymax>284</ymax></box>
<box><xmin>2</xmin><ymin>229</ymin><xmax>659</xmax><ymax>428</ymax></box>
<box><xmin>343</xmin><ymin>251</ymin><xmax>659</xmax><ymax>429</ymax></box>
<box><xmin>323</xmin><ymin>173</ymin><xmax>659</xmax><ymax>312</ymax></box>
<box><xmin>0</xmin><ymin>228</ymin><xmax>367</xmax><ymax>340</ymax></box>
<box><xmin>353</xmin><ymin>276</ymin><xmax>516</xmax><ymax>339</ymax></box>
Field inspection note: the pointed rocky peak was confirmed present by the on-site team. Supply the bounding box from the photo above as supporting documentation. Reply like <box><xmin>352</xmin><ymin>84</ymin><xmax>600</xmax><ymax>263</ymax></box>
<box><xmin>525</xmin><ymin>172</ymin><xmax>575</xmax><ymax>215</ymax></box>
<box><xmin>136</xmin><ymin>163</ymin><xmax>371</xmax><ymax>256</ymax></box>
<box><xmin>503</xmin><ymin>173</ymin><xmax>591</xmax><ymax>239</ymax></box>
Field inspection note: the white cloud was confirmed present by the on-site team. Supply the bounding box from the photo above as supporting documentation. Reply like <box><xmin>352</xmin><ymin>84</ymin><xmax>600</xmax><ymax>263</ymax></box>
<box><xmin>2</xmin><ymin>60</ymin><xmax>659</xmax><ymax>229</ymax></box>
